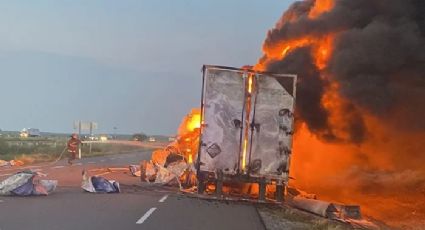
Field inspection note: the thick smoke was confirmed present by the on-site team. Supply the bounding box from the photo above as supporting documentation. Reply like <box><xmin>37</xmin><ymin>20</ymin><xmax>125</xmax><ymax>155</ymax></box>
<box><xmin>259</xmin><ymin>2</ymin><xmax>425</xmax><ymax>225</ymax></box>
<box><xmin>260</xmin><ymin>0</ymin><xmax>425</xmax><ymax>141</ymax></box>
<box><xmin>328</xmin><ymin>0</ymin><xmax>425</xmax><ymax>131</ymax></box>
<box><xmin>266</xmin><ymin>47</ymin><xmax>337</xmax><ymax>141</ymax></box>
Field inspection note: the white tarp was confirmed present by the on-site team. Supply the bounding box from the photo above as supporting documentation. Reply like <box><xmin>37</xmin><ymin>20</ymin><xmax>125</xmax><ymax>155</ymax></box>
<box><xmin>0</xmin><ymin>171</ymin><xmax>57</xmax><ymax>196</ymax></box>
<box><xmin>82</xmin><ymin>170</ymin><xmax>120</xmax><ymax>193</ymax></box>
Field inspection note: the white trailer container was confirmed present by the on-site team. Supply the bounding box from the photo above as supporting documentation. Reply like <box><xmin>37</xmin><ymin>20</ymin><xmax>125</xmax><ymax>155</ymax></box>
<box><xmin>196</xmin><ymin>65</ymin><xmax>297</xmax><ymax>200</ymax></box>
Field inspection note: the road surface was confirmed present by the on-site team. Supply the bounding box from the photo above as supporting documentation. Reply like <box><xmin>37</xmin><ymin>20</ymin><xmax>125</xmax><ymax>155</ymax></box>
<box><xmin>0</xmin><ymin>150</ymin><xmax>265</xmax><ymax>230</ymax></box>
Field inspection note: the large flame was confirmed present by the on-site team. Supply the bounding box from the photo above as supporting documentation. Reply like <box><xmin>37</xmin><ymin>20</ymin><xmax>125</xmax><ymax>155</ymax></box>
<box><xmin>186</xmin><ymin>113</ymin><xmax>201</xmax><ymax>132</ymax></box>
<box><xmin>170</xmin><ymin>0</ymin><xmax>425</xmax><ymax>226</ymax></box>
<box><xmin>175</xmin><ymin>108</ymin><xmax>201</xmax><ymax>164</ymax></box>
<box><xmin>256</xmin><ymin>0</ymin><xmax>425</xmax><ymax>227</ymax></box>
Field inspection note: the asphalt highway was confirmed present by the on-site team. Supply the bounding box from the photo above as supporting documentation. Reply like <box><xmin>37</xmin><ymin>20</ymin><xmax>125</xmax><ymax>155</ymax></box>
<box><xmin>0</xmin><ymin>150</ymin><xmax>265</xmax><ymax>230</ymax></box>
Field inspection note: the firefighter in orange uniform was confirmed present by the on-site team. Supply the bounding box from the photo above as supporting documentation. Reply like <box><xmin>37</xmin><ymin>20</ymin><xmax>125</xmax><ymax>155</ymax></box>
<box><xmin>67</xmin><ymin>133</ymin><xmax>82</xmax><ymax>165</ymax></box>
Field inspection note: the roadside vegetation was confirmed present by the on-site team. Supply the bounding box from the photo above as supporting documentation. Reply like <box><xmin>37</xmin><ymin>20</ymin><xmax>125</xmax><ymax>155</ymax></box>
<box><xmin>0</xmin><ymin>136</ymin><xmax>153</xmax><ymax>164</ymax></box>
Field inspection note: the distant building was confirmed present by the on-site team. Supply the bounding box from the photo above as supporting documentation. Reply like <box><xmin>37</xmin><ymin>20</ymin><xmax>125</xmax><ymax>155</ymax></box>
<box><xmin>20</xmin><ymin>128</ymin><xmax>41</xmax><ymax>138</ymax></box>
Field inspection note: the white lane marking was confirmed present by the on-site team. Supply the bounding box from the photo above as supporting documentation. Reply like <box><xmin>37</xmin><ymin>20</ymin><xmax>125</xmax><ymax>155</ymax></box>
<box><xmin>110</xmin><ymin>158</ymin><xmax>116</xmax><ymax>160</ymax></box>
<box><xmin>158</xmin><ymin>195</ymin><xmax>169</xmax><ymax>203</ymax></box>
<box><xmin>100</xmin><ymin>159</ymin><xmax>105</xmax><ymax>162</ymax></box>
<box><xmin>0</xmin><ymin>200</ymin><xmax>4</xmax><ymax>203</ymax></box>
<box><xmin>51</xmin><ymin>166</ymin><xmax>65</xmax><ymax>169</ymax></box>
<box><xmin>87</xmin><ymin>162</ymin><xmax>96</xmax><ymax>164</ymax></box>
<box><xmin>136</xmin><ymin>207</ymin><xmax>157</xmax><ymax>224</ymax></box>
<box><xmin>72</xmin><ymin>163</ymin><xmax>83</xmax><ymax>166</ymax></box>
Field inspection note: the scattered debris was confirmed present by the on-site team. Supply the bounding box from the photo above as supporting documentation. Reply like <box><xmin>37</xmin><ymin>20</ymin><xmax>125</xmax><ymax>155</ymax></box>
<box><xmin>82</xmin><ymin>170</ymin><xmax>120</xmax><ymax>193</ymax></box>
<box><xmin>0</xmin><ymin>159</ymin><xmax>24</xmax><ymax>167</ymax></box>
<box><xmin>155</xmin><ymin>161</ymin><xmax>188</xmax><ymax>186</ymax></box>
<box><xmin>139</xmin><ymin>156</ymin><xmax>195</xmax><ymax>191</ymax></box>
<box><xmin>257</xmin><ymin>205</ymin><xmax>355</xmax><ymax>230</ymax></box>
<box><xmin>129</xmin><ymin>165</ymin><xmax>141</xmax><ymax>177</ymax></box>
<box><xmin>287</xmin><ymin>195</ymin><xmax>378</xmax><ymax>229</ymax></box>
<box><xmin>0</xmin><ymin>160</ymin><xmax>7</xmax><ymax>167</ymax></box>
<box><xmin>0</xmin><ymin>170</ymin><xmax>57</xmax><ymax>196</ymax></box>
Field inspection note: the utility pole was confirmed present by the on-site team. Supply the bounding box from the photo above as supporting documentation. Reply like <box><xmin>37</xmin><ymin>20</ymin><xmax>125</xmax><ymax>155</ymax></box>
<box><xmin>113</xmin><ymin>126</ymin><xmax>117</xmax><ymax>140</ymax></box>
<box><xmin>89</xmin><ymin>122</ymin><xmax>93</xmax><ymax>155</ymax></box>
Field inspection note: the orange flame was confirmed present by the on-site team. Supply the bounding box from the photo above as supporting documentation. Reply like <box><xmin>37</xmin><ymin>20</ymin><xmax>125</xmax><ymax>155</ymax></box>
<box><xmin>256</xmin><ymin>1</ymin><xmax>425</xmax><ymax>226</ymax></box>
<box><xmin>188</xmin><ymin>153</ymin><xmax>193</xmax><ymax>164</ymax></box>
<box><xmin>175</xmin><ymin>108</ymin><xmax>202</xmax><ymax>163</ymax></box>
<box><xmin>309</xmin><ymin>0</ymin><xmax>335</xmax><ymax>19</ymax></box>
<box><xmin>242</xmin><ymin>138</ymin><xmax>248</xmax><ymax>171</ymax></box>
<box><xmin>241</xmin><ymin>74</ymin><xmax>255</xmax><ymax>172</ymax></box>
<box><xmin>248</xmin><ymin>74</ymin><xmax>253</xmax><ymax>94</ymax></box>
<box><xmin>186</xmin><ymin>113</ymin><xmax>201</xmax><ymax>132</ymax></box>
<box><xmin>256</xmin><ymin>33</ymin><xmax>335</xmax><ymax>72</ymax></box>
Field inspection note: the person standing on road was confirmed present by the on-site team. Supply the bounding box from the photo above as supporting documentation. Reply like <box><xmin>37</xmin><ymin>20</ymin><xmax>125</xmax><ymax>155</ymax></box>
<box><xmin>67</xmin><ymin>133</ymin><xmax>82</xmax><ymax>165</ymax></box>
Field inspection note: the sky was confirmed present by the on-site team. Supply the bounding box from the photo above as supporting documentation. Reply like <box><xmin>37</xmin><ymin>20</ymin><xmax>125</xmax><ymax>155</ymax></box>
<box><xmin>0</xmin><ymin>0</ymin><xmax>292</xmax><ymax>135</ymax></box>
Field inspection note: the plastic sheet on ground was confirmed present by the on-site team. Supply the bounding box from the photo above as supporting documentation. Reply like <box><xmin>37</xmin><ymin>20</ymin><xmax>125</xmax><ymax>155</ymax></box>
<box><xmin>0</xmin><ymin>171</ymin><xmax>57</xmax><ymax>196</ymax></box>
<box><xmin>82</xmin><ymin>170</ymin><xmax>120</xmax><ymax>193</ymax></box>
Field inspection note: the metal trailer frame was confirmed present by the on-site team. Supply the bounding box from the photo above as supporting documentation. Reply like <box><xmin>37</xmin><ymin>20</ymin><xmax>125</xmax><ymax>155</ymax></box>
<box><xmin>196</xmin><ymin>65</ymin><xmax>297</xmax><ymax>202</ymax></box>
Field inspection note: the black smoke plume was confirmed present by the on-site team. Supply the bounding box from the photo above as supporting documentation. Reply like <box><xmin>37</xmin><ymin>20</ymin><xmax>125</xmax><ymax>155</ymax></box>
<box><xmin>260</xmin><ymin>0</ymin><xmax>425</xmax><ymax>142</ymax></box>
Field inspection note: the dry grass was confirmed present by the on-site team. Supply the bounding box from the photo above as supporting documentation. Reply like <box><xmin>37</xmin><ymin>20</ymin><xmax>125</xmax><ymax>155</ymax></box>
<box><xmin>1</xmin><ymin>143</ymin><xmax>157</xmax><ymax>164</ymax></box>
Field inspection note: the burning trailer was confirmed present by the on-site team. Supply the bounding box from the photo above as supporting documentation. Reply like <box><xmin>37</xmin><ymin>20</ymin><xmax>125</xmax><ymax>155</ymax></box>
<box><xmin>196</xmin><ymin>65</ymin><xmax>297</xmax><ymax>201</ymax></box>
<box><xmin>136</xmin><ymin>65</ymin><xmax>377</xmax><ymax>228</ymax></box>
<box><xmin>140</xmin><ymin>65</ymin><xmax>297</xmax><ymax>201</ymax></box>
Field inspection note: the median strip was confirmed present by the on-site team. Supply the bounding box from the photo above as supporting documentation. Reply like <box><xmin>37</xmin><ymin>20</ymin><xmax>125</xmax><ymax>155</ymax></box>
<box><xmin>136</xmin><ymin>207</ymin><xmax>157</xmax><ymax>224</ymax></box>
